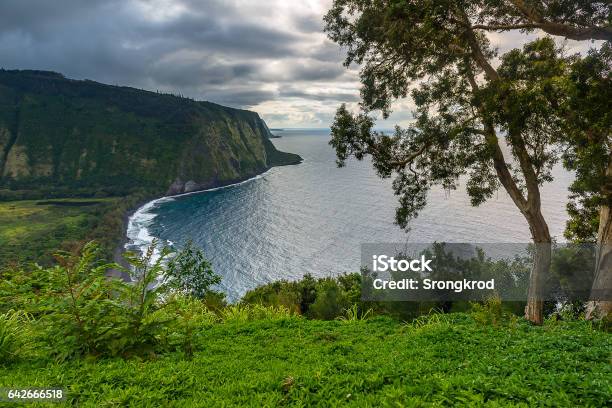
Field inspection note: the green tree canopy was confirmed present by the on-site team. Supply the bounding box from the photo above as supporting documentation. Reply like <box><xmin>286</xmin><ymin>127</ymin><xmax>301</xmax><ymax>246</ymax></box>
<box><xmin>324</xmin><ymin>0</ymin><xmax>584</xmax><ymax>323</ymax></box>
<box><xmin>476</xmin><ymin>0</ymin><xmax>611</xmax><ymax>41</ymax></box>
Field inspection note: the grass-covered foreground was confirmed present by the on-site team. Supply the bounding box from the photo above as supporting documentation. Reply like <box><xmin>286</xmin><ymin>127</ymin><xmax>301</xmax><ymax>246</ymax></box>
<box><xmin>1</xmin><ymin>314</ymin><xmax>609</xmax><ymax>407</ymax></box>
<box><xmin>1</xmin><ymin>243</ymin><xmax>609</xmax><ymax>406</ymax></box>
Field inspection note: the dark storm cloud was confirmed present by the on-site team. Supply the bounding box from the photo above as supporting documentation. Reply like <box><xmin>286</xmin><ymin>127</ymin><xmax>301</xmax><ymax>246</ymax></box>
<box><xmin>155</xmin><ymin>14</ymin><xmax>301</xmax><ymax>58</ymax></box>
<box><xmin>0</xmin><ymin>0</ymin><xmax>357</xmax><ymax>113</ymax></box>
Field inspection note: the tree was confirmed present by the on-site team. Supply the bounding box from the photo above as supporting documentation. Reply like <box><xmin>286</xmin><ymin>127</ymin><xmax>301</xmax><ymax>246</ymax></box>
<box><xmin>324</xmin><ymin>0</ymin><xmax>572</xmax><ymax>324</ymax></box>
<box><xmin>166</xmin><ymin>240</ymin><xmax>221</xmax><ymax>299</ymax></box>
<box><xmin>472</xmin><ymin>2</ymin><xmax>611</xmax><ymax>318</ymax></box>
<box><xmin>560</xmin><ymin>44</ymin><xmax>611</xmax><ymax>318</ymax></box>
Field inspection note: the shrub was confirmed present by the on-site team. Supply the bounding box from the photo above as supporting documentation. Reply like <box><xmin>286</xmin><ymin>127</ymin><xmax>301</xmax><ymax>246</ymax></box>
<box><xmin>308</xmin><ymin>278</ymin><xmax>350</xmax><ymax>320</ymax></box>
<box><xmin>219</xmin><ymin>304</ymin><xmax>295</xmax><ymax>323</ymax></box>
<box><xmin>250</xmin><ymin>304</ymin><xmax>294</xmax><ymax>320</ymax></box>
<box><xmin>221</xmin><ymin>305</ymin><xmax>251</xmax><ymax>323</ymax></box>
<box><xmin>0</xmin><ymin>265</ymin><xmax>52</xmax><ymax>315</ymax></box>
<box><xmin>42</xmin><ymin>240</ymin><xmax>179</xmax><ymax>358</ymax></box>
<box><xmin>337</xmin><ymin>304</ymin><xmax>373</xmax><ymax>322</ymax></box>
<box><xmin>0</xmin><ymin>310</ymin><xmax>32</xmax><ymax>365</ymax></box>
<box><xmin>408</xmin><ymin>308</ymin><xmax>453</xmax><ymax>330</ymax></box>
<box><xmin>470</xmin><ymin>297</ymin><xmax>518</xmax><ymax>327</ymax></box>
<box><xmin>201</xmin><ymin>290</ymin><xmax>228</xmax><ymax>312</ymax></box>
<box><xmin>111</xmin><ymin>242</ymin><xmax>175</xmax><ymax>356</ymax></box>
<box><xmin>242</xmin><ymin>274</ymin><xmax>357</xmax><ymax>319</ymax></box>
<box><xmin>241</xmin><ymin>279</ymin><xmax>303</xmax><ymax>314</ymax></box>
<box><xmin>162</xmin><ymin>295</ymin><xmax>217</xmax><ymax>358</ymax></box>
<box><xmin>166</xmin><ymin>240</ymin><xmax>221</xmax><ymax>299</ymax></box>
<box><xmin>42</xmin><ymin>242</ymin><xmax>119</xmax><ymax>359</ymax></box>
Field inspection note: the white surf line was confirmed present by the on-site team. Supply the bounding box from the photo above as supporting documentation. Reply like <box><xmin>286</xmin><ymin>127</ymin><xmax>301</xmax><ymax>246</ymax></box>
<box><xmin>124</xmin><ymin>168</ymin><xmax>274</xmax><ymax>258</ymax></box>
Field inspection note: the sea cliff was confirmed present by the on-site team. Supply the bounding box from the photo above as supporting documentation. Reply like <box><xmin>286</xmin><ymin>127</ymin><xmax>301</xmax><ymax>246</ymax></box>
<box><xmin>0</xmin><ymin>69</ymin><xmax>301</xmax><ymax>199</ymax></box>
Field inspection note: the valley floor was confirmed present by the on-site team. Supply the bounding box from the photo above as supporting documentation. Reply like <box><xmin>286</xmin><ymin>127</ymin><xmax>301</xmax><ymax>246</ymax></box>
<box><xmin>1</xmin><ymin>314</ymin><xmax>609</xmax><ymax>407</ymax></box>
<box><xmin>0</xmin><ymin>195</ymin><xmax>144</xmax><ymax>268</ymax></box>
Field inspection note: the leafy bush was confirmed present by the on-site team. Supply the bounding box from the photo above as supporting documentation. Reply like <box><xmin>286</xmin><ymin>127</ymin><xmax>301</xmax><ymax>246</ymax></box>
<box><xmin>18</xmin><ymin>240</ymin><xmax>210</xmax><ymax>358</ymax></box>
<box><xmin>337</xmin><ymin>304</ymin><xmax>373</xmax><ymax>322</ymax></box>
<box><xmin>41</xmin><ymin>242</ymin><xmax>119</xmax><ymax>359</ymax></box>
<box><xmin>110</xmin><ymin>243</ymin><xmax>175</xmax><ymax>356</ymax></box>
<box><xmin>0</xmin><ymin>264</ymin><xmax>52</xmax><ymax>315</ymax></box>
<box><xmin>408</xmin><ymin>308</ymin><xmax>454</xmax><ymax>330</ymax></box>
<box><xmin>166</xmin><ymin>240</ymin><xmax>222</xmax><ymax>299</ymax></box>
<box><xmin>219</xmin><ymin>304</ymin><xmax>295</xmax><ymax>323</ymax></box>
<box><xmin>220</xmin><ymin>305</ymin><xmax>252</xmax><ymax>323</ymax></box>
<box><xmin>1</xmin><ymin>239</ymin><xmax>232</xmax><ymax>360</ymax></box>
<box><xmin>162</xmin><ymin>295</ymin><xmax>218</xmax><ymax>358</ymax></box>
<box><xmin>242</xmin><ymin>273</ymin><xmax>363</xmax><ymax>319</ymax></box>
<box><xmin>470</xmin><ymin>297</ymin><xmax>518</xmax><ymax>327</ymax></box>
<box><xmin>201</xmin><ymin>290</ymin><xmax>228</xmax><ymax>312</ymax></box>
<box><xmin>250</xmin><ymin>304</ymin><xmax>294</xmax><ymax>321</ymax></box>
<box><xmin>0</xmin><ymin>310</ymin><xmax>31</xmax><ymax>365</ymax></box>
<box><xmin>308</xmin><ymin>278</ymin><xmax>350</xmax><ymax>320</ymax></box>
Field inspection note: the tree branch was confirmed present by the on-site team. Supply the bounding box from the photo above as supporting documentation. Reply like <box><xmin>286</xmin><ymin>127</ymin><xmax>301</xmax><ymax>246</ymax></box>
<box><xmin>388</xmin><ymin>143</ymin><xmax>428</xmax><ymax>168</ymax></box>
<box><xmin>462</xmin><ymin>59</ymin><xmax>528</xmax><ymax>211</ymax></box>
<box><xmin>509</xmin><ymin>0</ymin><xmax>612</xmax><ymax>41</ymax></box>
<box><xmin>472</xmin><ymin>23</ymin><xmax>539</xmax><ymax>31</ymax></box>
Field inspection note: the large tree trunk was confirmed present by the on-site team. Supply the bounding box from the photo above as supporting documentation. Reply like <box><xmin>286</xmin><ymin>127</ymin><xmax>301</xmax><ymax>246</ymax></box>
<box><xmin>524</xmin><ymin>211</ymin><xmax>552</xmax><ymax>325</ymax></box>
<box><xmin>586</xmin><ymin>200</ymin><xmax>612</xmax><ymax>320</ymax></box>
<box><xmin>461</xmin><ymin>26</ymin><xmax>552</xmax><ymax>324</ymax></box>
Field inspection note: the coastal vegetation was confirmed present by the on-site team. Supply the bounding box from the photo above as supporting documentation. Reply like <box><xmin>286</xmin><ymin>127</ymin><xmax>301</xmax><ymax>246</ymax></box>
<box><xmin>324</xmin><ymin>0</ymin><xmax>611</xmax><ymax>323</ymax></box>
<box><xmin>0</xmin><ymin>70</ymin><xmax>300</xmax><ymax>199</ymax></box>
<box><xmin>1</xmin><ymin>243</ymin><xmax>609</xmax><ymax>406</ymax></box>
<box><xmin>0</xmin><ymin>197</ymin><xmax>139</xmax><ymax>268</ymax></box>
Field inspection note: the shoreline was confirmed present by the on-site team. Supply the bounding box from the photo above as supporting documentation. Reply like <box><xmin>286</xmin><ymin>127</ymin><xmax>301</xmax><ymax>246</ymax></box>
<box><xmin>113</xmin><ymin>160</ymin><xmax>302</xmax><ymax>277</ymax></box>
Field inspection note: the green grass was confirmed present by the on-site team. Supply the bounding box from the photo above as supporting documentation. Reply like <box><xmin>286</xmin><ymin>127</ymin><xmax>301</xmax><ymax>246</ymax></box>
<box><xmin>1</xmin><ymin>314</ymin><xmax>609</xmax><ymax>407</ymax></box>
<box><xmin>0</xmin><ymin>198</ymin><xmax>121</xmax><ymax>267</ymax></box>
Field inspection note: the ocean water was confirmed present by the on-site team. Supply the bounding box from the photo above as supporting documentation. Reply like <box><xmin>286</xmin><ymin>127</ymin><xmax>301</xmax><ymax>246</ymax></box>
<box><xmin>126</xmin><ymin>129</ymin><xmax>573</xmax><ymax>301</ymax></box>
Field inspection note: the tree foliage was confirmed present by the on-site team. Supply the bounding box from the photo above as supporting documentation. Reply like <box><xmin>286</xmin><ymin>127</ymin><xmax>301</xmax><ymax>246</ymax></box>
<box><xmin>325</xmin><ymin>1</ymin><xmax>565</xmax><ymax>233</ymax></box>
<box><xmin>476</xmin><ymin>0</ymin><xmax>611</xmax><ymax>41</ymax></box>
<box><xmin>166</xmin><ymin>240</ymin><xmax>222</xmax><ymax>299</ymax></box>
<box><xmin>560</xmin><ymin>44</ymin><xmax>612</xmax><ymax>242</ymax></box>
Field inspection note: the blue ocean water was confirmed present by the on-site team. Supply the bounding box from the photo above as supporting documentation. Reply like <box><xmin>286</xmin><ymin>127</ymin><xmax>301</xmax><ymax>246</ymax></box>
<box><xmin>126</xmin><ymin>129</ymin><xmax>573</xmax><ymax>301</ymax></box>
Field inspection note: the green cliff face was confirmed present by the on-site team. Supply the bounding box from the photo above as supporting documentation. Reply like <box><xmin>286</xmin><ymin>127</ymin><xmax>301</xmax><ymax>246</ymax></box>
<box><xmin>0</xmin><ymin>70</ymin><xmax>301</xmax><ymax>197</ymax></box>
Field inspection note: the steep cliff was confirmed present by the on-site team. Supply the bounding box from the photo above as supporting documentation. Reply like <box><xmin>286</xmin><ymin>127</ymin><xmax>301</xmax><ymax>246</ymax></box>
<box><xmin>0</xmin><ymin>70</ymin><xmax>301</xmax><ymax>198</ymax></box>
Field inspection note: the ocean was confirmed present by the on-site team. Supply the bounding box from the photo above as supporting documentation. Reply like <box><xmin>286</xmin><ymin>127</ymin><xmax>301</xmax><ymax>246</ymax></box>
<box><xmin>126</xmin><ymin>129</ymin><xmax>573</xmax><ymax>301</ymax></box>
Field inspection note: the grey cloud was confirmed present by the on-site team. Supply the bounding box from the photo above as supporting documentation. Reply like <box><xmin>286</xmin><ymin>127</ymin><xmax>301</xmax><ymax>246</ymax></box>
<box><xmin>261</xmin><ymin>113</ymin><xmax>290</xmax><ymax>123</ymax></box>
<box><xmin>0</xmin><ymin>0</ymin><xmax>117</xmax><ymax>36</ymax></box>
<box><xmin>279</xmin><ymin>87</ymin><xmax>358</xmax><ymax>102</ymax></box>
<box><xmin>287</xmin><ymin>62</ymin><xmax>346</xmax><ymax>81</ymax></box>
<box><xmin>202</xmin><ymin>88</ymin><xmax>277</xmax><ymax>107</ymax></box>
<box><xmin>0</xmin><ymin>0</ymin><xmax>358</xmax><ymax>123</ymax></box>
<box><xmin>308</xmin><ymin>40</ymin><xmax>347</xmax><ymax>63</ymax></box>
<box><xmin>293</xmin><ymin>13</ymin><xmax>324</xmax><ymax>33</ymax></box>
<box><xmin>149</xmin><ymin>59</ymin><xmax>259</xmax><ymax>88</ymax></box>
<box><xmin>154</xmin><ymin>13</ymin><xmax>301</xmax><ymax>58</ymax></box>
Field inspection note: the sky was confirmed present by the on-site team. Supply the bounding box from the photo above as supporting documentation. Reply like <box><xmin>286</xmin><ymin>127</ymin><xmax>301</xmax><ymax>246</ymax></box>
<box><xmin>0</xmin><ymin>0</ymin><xmax>600</xmax><ymax>128</ymax></box>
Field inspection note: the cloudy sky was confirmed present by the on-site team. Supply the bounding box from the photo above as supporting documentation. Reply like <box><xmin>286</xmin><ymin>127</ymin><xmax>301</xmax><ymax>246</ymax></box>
<box><xmin>0</xmin><ymin>0</ymin><xmax>599</xmax><ymax>128</ymax></box>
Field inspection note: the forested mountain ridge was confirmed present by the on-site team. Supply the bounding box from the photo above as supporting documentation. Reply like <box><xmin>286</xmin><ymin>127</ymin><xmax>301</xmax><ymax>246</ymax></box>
<box><xmin>0</xmin><ymin>69</ymin><xmax>301</xmax><ymax>198</ymax></box>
